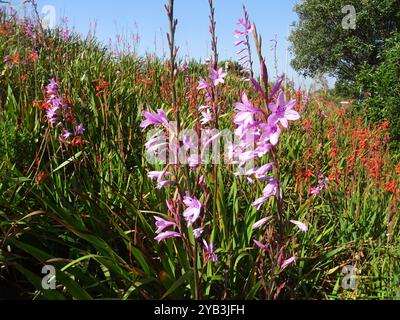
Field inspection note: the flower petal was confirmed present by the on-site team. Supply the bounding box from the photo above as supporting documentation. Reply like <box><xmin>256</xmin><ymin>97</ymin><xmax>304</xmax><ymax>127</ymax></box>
<box><xmin>290</xmin><ymin>220</ymin><xmax>308</xmax><ymax>233</ymax></box>
<box><xmin>252</xmin><ymin>216</ymin><xmax>273</xmax><ymax>230</ymax></box>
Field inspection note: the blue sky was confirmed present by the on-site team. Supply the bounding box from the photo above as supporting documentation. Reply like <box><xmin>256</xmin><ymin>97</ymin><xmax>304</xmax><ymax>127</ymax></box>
<box><xmin>8</xmin><ymin>0</ymin><xmax>327</xmax><ymax>88</ymax></box>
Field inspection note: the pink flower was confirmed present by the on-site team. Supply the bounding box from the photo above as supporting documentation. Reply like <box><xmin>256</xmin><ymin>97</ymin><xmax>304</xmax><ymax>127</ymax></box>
<box><xmin>61</xmin><ymin>129</ymin><xmax>73</xmax><ymax>140</ymax></box>
<box><xmin>246</xmin><ymin>163</ymin><xmax>274</xmax><ymax>180</ymax></box>
<box><xmin>145</xmin><ymin>136</ymin><xmax>165</xmax><ymax>150</ymax></box>
<box><xmin>209</xmin><ymin>68</ymin><xmax>227</xmax><ymax>86</ymax></box>
<box><xmin>203</xmin><ymin>240</ymin><xmax>218</xmax><ymax>263</ymax></box>
<box><xmin>46</xmin><ymin>106</ymin><xmax>59</xmax><ymax>126</ymax></box>
<box><xmin>260</xmin><ymin>123</ymin><xmax>282</xmax><ymax>146</ymax></box>
<box><xmin>154</xmin><ymin>216</ymin><xmax>177</xmax><ymax>234</ymax></box>
<box><xmin>252</xmin><ymin>179</ymin><xmax>278</xmax><ymax>210</ymax></box>
<box><xmin>155</xmin><ymin>231</ymin><xmax>181</xmax><ymax>243</ymax></box>
<box><xmin>45</xmin><ymin>79</ymin><xmax>59</xmax><ymax>96</ymax></box>
<box><xmin>183</xmin><ymin>195</ymin><xmax>202</xmax><ymax>226</ymax></box>
<box><xmin>311</xmin><ymin>186</ymin><xmax>323</xmax><ymax>195</ymax></box>
<box><xmin>233</xmin><ymin>92</ymin><xmax>260</xmax><ymax>128</ymax></box>
<box><xmin>310</xmin><ymin>173</ymin><xmax>329</xmax><ymax>196</ymax></box>
<box><xmin>182</xmin><ymin>134</ymin><xmax>195</xmax><ymax>151</ymax></box>
<box><xmin>290</xmin><ymin>220</ymin><xmax>308</xmax><ymax>233</ymax></box>
<box><xmin>197</xmin><ymin>79</ymin><xmax>211</xmax><ymax>91</ymax></box>
<box><xmin>156</xmin><ymin>180</ymin><xmax>176</xmax><ymax>189</ymax></box>
<box><xmin>148</xmin><ymin>171</ymin><xmax>172</xmax><ymax>181</ymax></box>
<box><xmin>234</xmin><ymin>40</ymin><xmax>245</xmax><ymax>47</ymax></box>
<box><xmin>140</xmin><ymin>109</ymin><xmax>169</xmax><ymax>128</ymax></box>
<box><xmin>234</xmin><ymin>18</ymin><xmax>253</xmax><ymax>38</ymax></box>
<box><xmin>193</xmin><ymin>227</ymin><xmax>205</xmax><ymax>239</ymax></box>
<box><xmin>268</xmin><ymin>92</ymin><xmax>300</xmax><ymax>128</ymax></box>
<box><xmin>253</xmin><ymin>240</ymin><xmax>267</xmax><ymax>250</ymax></box>
<box><xmin>252</xmin><ymin>216</ymin><xmax>273</xmax><ymax>230</ymax></box>
<box><xmin>200</xmin><ymin>109</ymin><xmax>212</xmax><ymax>125</ymax></box>
<box><xmin>187</xmin><ymin>154</ymin><xmax>201</xmax><ymax>169</ymax></box>
<box><xmin>254</xmin><ymin>163</ymin><xmax>274</xmax><ymax>179</ymax></box>
<box><xmin>281</xmin><ymin>256</ymin><xmax>296</xmax><ymax>270</ymax></box>
<box><xmin>255</xmin><ymin>141</ymin><xmax>273</xmax><ymax>158</ymax></box>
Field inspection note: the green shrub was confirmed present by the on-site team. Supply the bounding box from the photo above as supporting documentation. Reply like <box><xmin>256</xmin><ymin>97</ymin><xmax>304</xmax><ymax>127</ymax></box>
<box><xmin>357</xmin><ymin>33</ymin><xmax>400</xmax><ymax>142</ymax></box>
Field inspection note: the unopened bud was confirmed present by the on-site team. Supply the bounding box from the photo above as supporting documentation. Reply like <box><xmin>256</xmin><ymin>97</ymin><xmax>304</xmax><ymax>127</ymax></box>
<box><xmin>261</xmin><ymin>59</ymin><xmax>269</xmax><ymax>89</ymax></box>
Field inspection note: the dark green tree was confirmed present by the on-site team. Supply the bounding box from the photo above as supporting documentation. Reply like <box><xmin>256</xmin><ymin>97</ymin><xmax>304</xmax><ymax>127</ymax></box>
<box><xmin>289</xmin><ymin>0</ymin><xmax>400</xmax><ymax>87</ymax></box>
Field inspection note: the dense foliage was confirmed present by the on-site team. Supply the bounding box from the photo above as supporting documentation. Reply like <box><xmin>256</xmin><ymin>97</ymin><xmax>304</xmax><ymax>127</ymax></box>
<box><xmin>356</xmin><ymin>33</ymin><xmax>400</xmax><ymax>143</ymax></box>
<box><xmin>289</xmin><ymin>0</ymin><xmax>400</xmax><ymax>85</ymax></box>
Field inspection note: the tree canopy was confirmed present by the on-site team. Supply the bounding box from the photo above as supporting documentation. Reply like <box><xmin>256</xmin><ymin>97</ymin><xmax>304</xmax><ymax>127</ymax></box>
<box><xmin>289</xmin><ymin>0</ymin><xmax>400</xmax><ymax>85</ymax></box>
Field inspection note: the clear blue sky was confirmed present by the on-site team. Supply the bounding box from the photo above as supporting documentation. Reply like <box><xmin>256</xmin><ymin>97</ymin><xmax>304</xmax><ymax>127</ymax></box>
<box><xmin>10</xmin><ymin>0</ymin><xmax>329</xmax><ymax>88</ymax></box>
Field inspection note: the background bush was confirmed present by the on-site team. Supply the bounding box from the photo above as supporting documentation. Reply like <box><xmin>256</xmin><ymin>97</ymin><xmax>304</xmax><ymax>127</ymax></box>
<box><xmin>357</xmin><ymin>33</ymin><xmax>400</xmax><ymax>143</ymax></box>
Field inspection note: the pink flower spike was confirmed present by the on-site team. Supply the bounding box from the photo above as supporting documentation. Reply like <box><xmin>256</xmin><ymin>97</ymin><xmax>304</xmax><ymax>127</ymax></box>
<box><xmin>290</xmin><ymin>220</ymin><xmax>308</xmax><ymax>233</ymax></box>
<box><xmin>155</xmin><ymin>231</ymin><xmax>181</xmax><ymax>243</ymax></box>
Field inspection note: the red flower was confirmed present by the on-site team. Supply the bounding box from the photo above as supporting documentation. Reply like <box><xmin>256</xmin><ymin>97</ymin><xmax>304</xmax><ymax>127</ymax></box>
<box><xmin>395</xmin><ymin>165</ymin><xmax>400</xmax><ymax>176</ymax></box>
<box><xmin>36</xmin><ymin>172</ymin><xmax>48</xmax><ymax>185</ymax></box>
<box><xmin>381</xmin><ymin>119</ymin><xmax>389</xmax><ymax>131</ymax></box>
<box><xmin>93</xmin><ymin>79</ymin><xmax>110</xmax><ymax>97</ymax></box>
<box><xmin>12</xmin><ymin>53</ymin><xmax>19</xmax><ymax>65</ymax></box>
<box><xmin>383</xmin><ymin>180</ymin><xmax>398</xmax><ymax>194</ymax></box>
<box><xmin>29</xmin><ymin>50</ymin><xmax>39</xmax><ymax>63</ymax></box>
<box><xmin>69</xmin><ymin>136</ymin><xmax>87</xmax><ymax>148</ymax></box>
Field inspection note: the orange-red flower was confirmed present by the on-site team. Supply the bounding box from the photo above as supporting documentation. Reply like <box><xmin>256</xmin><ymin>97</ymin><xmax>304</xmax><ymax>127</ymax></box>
<box><xmin>12</xmin><ymin>53</ymin><xmax>19</xmax><ymax>65</ymax></box>
<box><xmin>29</xmin><ymin>50</ymin><xmax>39</xmax><ymax>63</ymax></box>
<box><xmin>69</xmin><ymin>136</ymin><xmax>87</xmax><ymax>148</ymax></box>
<box><xmin>381</xmin><ymin>119</ymin><xmax>389</xmax><ymax>131</ymax></box>
<box><xmin>395</xmin><ymin>165</ymin><xmax>400</xmax><ymax>176</ymax></box>
<box><xmin>93</xmin><ymin>79</ymin><xmax>110</xmax><ymax>97</ymax></box>
<box><xmin>383</xmin><ymin>180</ymin><xmax>398</xmax><ymax>194</ymax></box>
<box><xmin>36</xmin><ymin>172</ymin><xmax>48</xmax><ymax>185</ymax></box>
<box><xmin>33</xmin><ymin>99</ymin><xmax>50</xmax><ymax>110</ymax></box>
